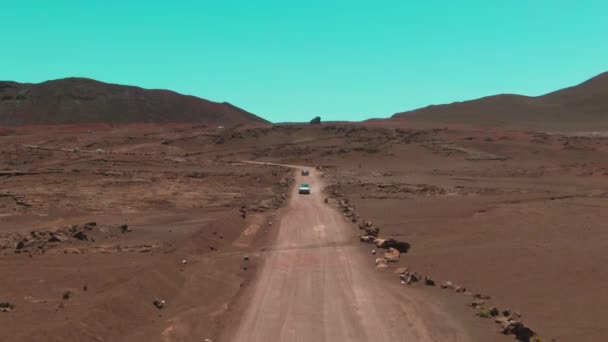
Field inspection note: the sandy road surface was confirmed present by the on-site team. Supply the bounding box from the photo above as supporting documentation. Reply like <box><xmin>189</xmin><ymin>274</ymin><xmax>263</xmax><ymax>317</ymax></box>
<box><xmin>230</xmin><ymin>165</ymin><xmax>469</xmax><ymax>342</ymax></box>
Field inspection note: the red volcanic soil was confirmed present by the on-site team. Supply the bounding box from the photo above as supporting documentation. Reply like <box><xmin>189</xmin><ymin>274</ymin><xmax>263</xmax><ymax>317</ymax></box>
<box><xmin>203</xmin><ymin>123</ymin><xmax>607</xmax><ymax>341</ymax></box>
<box><xmin>0</xmin><ymin>124</ymin><xmax>293</xmax><ymax>342</ymax></box>
<box><xmin>389</xmin><ymin>72</ymin><xmax>608</xmax><ymax>131</ymax></box>
<box><xmin>1</xmin><ymin>114</ymin><xmax>607</xmax><ymax>340</ymax></box>
<box><xmin>0</xmin><ymin>78</ymin><xmax>268</xmax><ymax>127</ymax></box>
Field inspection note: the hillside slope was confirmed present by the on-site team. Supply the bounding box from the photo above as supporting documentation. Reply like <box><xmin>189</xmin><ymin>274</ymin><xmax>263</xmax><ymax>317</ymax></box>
<box><xmin>0</xmin><ymin>78</ymin><xmax>268</xmax><ymax>126</ymax></box>
<box><xmin>391</xmin><ymin>72</ymin><xmax>608</xmax><ymax>131</ymax></box>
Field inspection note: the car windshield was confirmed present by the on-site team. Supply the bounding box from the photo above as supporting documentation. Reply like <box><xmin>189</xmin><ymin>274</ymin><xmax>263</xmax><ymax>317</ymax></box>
<box><xmin>300</xmin><ymin>184</ymin><xmax>309</xmax><ymax>188</ymax></box>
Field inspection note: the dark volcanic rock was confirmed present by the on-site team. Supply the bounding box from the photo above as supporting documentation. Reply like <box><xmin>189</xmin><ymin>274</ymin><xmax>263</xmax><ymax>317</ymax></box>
<box><xmin>383</xmin><ymin>239</ymin><xmax>411</xmax><ymax>253</ymax></box>
<box><xmin>501</xmin><ymin>320</ymin><xmax>536</xmax><ymax>341</ymax></box>
<box><xmin>15</xmin><ymin>240</ymin><xmax>25</xmax><ymax>250</ymax></box>
<box><xmin>364</xmin><ymin>227</ymin><xmax>380</xmax><ymax>237</ymax></box>
<box><xmin>48</xmin><ymin>233</ymin><xmax>69</xmax><ymax>243</ymax></box>
<box><xmin>0</xmin><ymin>302</ymin><xmax>15</xmax><ymax>312</ymax></box>
<box><xmin>72</xmin><ymin>231</ymin><xmax>88</xmax><ymax>241</ymax></box>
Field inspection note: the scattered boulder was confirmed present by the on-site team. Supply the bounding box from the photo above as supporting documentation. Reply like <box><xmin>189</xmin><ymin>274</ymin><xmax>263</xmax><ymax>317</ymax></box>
<box><xmin>393</xmin><ymin>267</ymin><xmax>408</xmax><ymax>275</ymax></box>
<box><xmin>501</xmin><ymin>320</ymin><xmax>536</xmax><ymax>341</ymax></box>
<box><xmin>371</xmin><ymin>238</ymin><xmax>411</xmax><ymax>253</ymax></box>
<box><xmin>474</xmin><ymin>293</ymin><xmax>491</xmax><ymax>300</ymax></box>
<box><xmin>48</xmin><ymin>233</ymin><xmax>69</xmax><ymax>242</ymax></box>
<box><xmin>440</xmin><ymin>281</ymin><xmax>456</xmax><ymax>290</ymax></box>
<box><xmin>495</xmin><ymin>316</ymin><xmax>510</xmax><ymax>327</ymax></box>
<box><xmin>364</xmin><ymin>227</ymin><xmax>379</xmax><ymax>237</ymax></box>
<box><xmin>120</xmin><ymin>224</ymin><xmax>131</xmax><ymax>233</ymax></box>
<box><xmin>374</xmin><ymin>238</ymin><xmax>387</xmax><ymax>248</ymax></box>
<box><xmin>15</xmin><ymin>240</ymin><xmax>25</xmax><ymax>250</ymax></box>
<box><xmin>385</xmin><ymin>240</ymin><xmax>411</xmax><ymax>253</ymax></box>
<box><xmin>360</xmin><ymin>235</ymin><xmax>375</xmax><ymax>243</ymax></box>
<box><xmin>0</xmin><ymin>302</ymin><xmax>14</xmax><ymax>312</ymax></box>
<box><xmin>403</xmin><ymin>272</ymin><xmax>420</xmax><ymax>284</ymax></box>
<box><xmin>384</xmin><ymin>247</ymin><xmax>400</xmax><ymax>262</ymax></box>
<box><xmin>310</xmin><ymin>116</ymin><xmax>321</xmax><ymax>125</ymax></box>
<box><xmin>470</xmin><ymin>299</ymin><xmax>485</xmax><ymax>309</ymax></box>
<box><xmin>62</xmin><ymin>291</ymin><xmax>72</xmax><ymax>300</ymax></box>
<box><xmin>153</xmin><ymin>299</ymin><xmax>165</xmax><ymax>309</ymax></box>
<box><xmin>375</xmin><ymin>258</ymin><xmax>389</xmax><ymax>269</ymax></box>
<box><xmin>72</xmin><ymin>231</ymin><xmax>88</xmax><ymax>241</ymax></box>
<box><xmin>424</xmin><ymin>276</ymin><xmax>435</xmax><ymax>286</ymax></box>
<box><xmin>477</xmin><ymin>306</ymin><xmax>499</xmax><ymax>318</ymax></box>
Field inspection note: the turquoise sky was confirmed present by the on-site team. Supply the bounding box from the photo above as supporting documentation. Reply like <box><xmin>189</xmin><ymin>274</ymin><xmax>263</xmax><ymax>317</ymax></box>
<box><xmin>2</xmin><ymin>1</ymin><xmax>607</xmax><ymax>122</ymax></box>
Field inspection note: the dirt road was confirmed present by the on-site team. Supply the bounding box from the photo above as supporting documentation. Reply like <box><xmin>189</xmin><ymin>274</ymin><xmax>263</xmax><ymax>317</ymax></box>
<box><xmin>230</xmin><ymin>166</ymin><xmax>469</xmax><ymax>341</ymax></box>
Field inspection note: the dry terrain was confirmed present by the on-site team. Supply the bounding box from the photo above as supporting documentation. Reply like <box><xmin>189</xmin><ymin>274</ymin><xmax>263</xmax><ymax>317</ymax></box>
<box><xmin>0</xmin><ymin>124</ymin><xmax>292</xmax><ymax>341</ymax></box>
<box><xmin>227</xmin><ymin>165</ymin><xmax>470</xmax><ymax>342</ymax></box>
<box><xmin>1</xmin><ymin>122</ymin><xmax>607</xmax><ymax>341</ymax></box>
<box><xmin>212</xmin><ymin>123</ymin><xmax>608</xmax><ymax>341</ymax></box>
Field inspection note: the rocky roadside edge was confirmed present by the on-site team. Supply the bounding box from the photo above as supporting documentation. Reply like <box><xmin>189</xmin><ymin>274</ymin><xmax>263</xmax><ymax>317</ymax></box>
<box><xmin>323</xmin><ymin>181</ymin><xmax>541</xmax><ymax>342</ymax></box>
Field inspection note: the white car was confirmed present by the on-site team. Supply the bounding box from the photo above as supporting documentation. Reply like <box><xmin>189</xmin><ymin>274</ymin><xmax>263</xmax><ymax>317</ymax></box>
<box><xmin>298</xmin><ymin>183</ymin><xmax>311</xmax><ymax>194</ymax></box>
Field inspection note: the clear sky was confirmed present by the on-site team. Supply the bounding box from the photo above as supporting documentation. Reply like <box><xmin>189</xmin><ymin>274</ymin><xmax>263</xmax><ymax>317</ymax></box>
<box><xmin>2</xmin><ymin>1</ymin><xmax>607</xmax><ymax>122</ymax></box>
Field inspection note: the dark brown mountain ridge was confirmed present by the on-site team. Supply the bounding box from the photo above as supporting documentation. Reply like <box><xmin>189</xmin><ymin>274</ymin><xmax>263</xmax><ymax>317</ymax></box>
<box><xmin>0</xmin><ymin>77</ymin><xmax>268</xmax><ymax>126</ymax></box>
<box><xmin>391</xmin><ymin>72</ymin><xmax>608</xmax><ymax>131</ymax></box>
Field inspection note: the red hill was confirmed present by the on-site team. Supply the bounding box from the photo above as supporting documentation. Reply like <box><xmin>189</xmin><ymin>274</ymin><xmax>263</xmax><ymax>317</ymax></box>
<box><xmin>390</xmin><ymin>72</ymin><xmax>608</xmax><ymax>131</ymax></box>
<box><xmin>0</xmin><ymin>78</ymin><xmax>267</xmax><ymax>126</ymax></box>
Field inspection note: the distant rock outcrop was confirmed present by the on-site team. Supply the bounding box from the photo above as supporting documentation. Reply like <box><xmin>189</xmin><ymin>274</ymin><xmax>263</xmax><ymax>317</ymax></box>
<box><xmin>0</xmin><ymin>78</ymin><xmax>269</xmax><ymax>126</ymax></box>
<box><xmin>310</xmin><ymin>116</ymin><xmax>321</xmax><ymax>124</ymax></box>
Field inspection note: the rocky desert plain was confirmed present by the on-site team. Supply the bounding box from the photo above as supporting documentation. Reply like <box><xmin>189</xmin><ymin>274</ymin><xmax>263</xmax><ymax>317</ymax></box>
<box><xmin>1</xmin><ymin>74</ymin><xmax>608</xmax><ymax>341</ymax></box>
